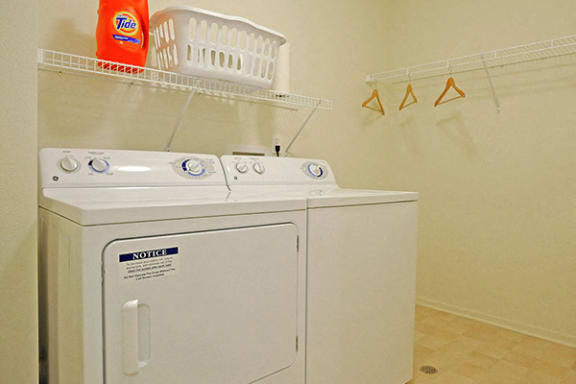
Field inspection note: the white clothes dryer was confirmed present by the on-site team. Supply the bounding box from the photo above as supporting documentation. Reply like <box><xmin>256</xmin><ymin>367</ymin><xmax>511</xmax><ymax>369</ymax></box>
<box><xmin>39</xmin><ymin>148</ymin><xmax>307</xmax><ymax>384</ymax></box>
<box><xmin>221</xmin><ymin>155</ymin><xmax>419</xmax><ymax>384</ymax></box>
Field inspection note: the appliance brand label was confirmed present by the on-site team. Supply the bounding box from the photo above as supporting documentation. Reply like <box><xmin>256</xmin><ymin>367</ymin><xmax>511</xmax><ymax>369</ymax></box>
<box><xmin>112</xmin><ymin>11</ymin><xmax>141</xmax><ymax>44</ymax></box>
<box><xmin>118</xmin><ymin>247</ymin><xmax>179</xmax><ymax>283</ymax></box>
<box><xmin>113</xmin><ymin>12</ymin><xmax>139</xmax><ymax>36</ymax></box>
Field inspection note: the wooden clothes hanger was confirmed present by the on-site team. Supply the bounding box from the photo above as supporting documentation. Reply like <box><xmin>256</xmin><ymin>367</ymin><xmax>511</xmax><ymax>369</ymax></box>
<box><xmin>399</xmin><ymin>83</ymin><xmax>418</xmax><ymax>111</ymax></box>
<box><xmin>362</xmin><ymin>89</ymin><xmax>385</xmax><ymax>115</ymax></box>
<box><xmin>434</xmin><ymin>76</ymin><xmax>466</xmax><ymax>107</ymax></box>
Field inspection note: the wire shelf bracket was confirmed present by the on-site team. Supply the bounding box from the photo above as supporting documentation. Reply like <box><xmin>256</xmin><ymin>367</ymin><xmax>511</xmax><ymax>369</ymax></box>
<box><xmin>481</xmin><ymin>55</ymin><xmax>501</xmax><ymax>114</ymax></box>
<box><xmin>165</xmin><ymin>89</ymin><xmax>196</xmax><ymax>152</ymax></box>
<box><xmin>284</xmin><ymin>100</ymin><xmax>321</xmax><ymax>156</ymax></box>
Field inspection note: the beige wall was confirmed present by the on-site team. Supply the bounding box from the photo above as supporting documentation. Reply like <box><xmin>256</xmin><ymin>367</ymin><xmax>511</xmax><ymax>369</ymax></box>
<box><xmin>378</xmin><ymin>0</ymin><xmax>576</xmax><ymax>346</ymax></box>
<box><xmin>37</xmin><ymin>0</ymin><xmax>575</xmax><ymax>353</ymax></box>
<box><xmin>0</xmin><ymin>0</ymin><xmax>39</xmax><ymax>382</ymax></box>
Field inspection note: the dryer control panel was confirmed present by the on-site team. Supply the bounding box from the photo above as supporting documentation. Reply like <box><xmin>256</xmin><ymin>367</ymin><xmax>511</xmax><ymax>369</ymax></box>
<box><xmin>40</xmin><ymin>148</ymin><xmax>227</xmax><ymax>188</ymax></box>
<box><xmin>221</xmin><ymin>156</ymin><xmax>336</xmax><ymax>186</ymax></box>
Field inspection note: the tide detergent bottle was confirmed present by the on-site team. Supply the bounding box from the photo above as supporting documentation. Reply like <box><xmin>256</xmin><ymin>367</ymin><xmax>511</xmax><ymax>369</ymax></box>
<box><xmin>96</xmin><ymin>0</ymin><xmax>149</xmax><ymax>72</ymax></box>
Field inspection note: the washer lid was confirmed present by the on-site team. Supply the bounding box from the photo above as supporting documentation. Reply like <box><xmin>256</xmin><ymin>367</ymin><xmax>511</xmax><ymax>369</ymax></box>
<box><xmin>220</xmin><ymin>155</ymin><xmax>418</xmax><ymax>207</ymax></box>
<box><xmin>40</xmin><ymin>186</ymin><xmax>305</xmax><ymax>226</ymax></box>
<box><xmin>227</xmin><ymin>186</ymin><xmax>418</xmax><ymax>207</ymax></box>
<box><xmin>305</xmin><ymin>188</ymin><xmax>419</xmax><ymax>208</ymax></box>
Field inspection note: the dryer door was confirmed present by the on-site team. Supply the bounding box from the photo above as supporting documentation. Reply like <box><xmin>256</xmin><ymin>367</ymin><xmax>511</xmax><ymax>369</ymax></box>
<box><xmin>103</xmin><ymin>224</ymin><xmax>299</xmax><ymax>384</ymax></box>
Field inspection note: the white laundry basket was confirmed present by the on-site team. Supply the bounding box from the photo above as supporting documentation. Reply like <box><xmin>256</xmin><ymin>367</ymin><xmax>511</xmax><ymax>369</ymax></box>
<box><xmin>150</xmin><ymin>6</ymin><xmax>287</xmax><ymax>89</ymax></box>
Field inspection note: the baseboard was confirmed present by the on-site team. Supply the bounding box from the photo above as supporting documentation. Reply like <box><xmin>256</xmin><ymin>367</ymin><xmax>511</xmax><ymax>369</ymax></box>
<box><xmin>417</xmin><ymin>297</ymin><xmax>576</xmax><ymax>348</ymax></box>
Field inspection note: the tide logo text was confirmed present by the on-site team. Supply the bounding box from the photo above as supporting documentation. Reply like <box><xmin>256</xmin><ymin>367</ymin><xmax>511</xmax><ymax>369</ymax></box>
<box><xmin>113</xmin><ymin>12</ymin><xmax>139</xmax><ymax>35</ymax></box>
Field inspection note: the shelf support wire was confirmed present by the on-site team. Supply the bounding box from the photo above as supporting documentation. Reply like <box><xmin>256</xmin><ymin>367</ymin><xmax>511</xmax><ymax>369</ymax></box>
<box><xmin>284</xmin><ymin>100</ymin><xmax>321</xmax><ymax>155</ymax></box>
<box><xmin>481</xmin><ymin>54</ymin><xmax>501</xmax><ymax>114</ymax></box>
<box><xmin>165</xmin><ymin>89</ymin><xmax>197</xmax><ymax>152</ymax></box>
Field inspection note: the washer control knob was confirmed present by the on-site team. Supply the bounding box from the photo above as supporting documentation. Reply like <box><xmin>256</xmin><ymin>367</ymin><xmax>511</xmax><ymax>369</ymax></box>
<box><xmin>253</xmin><ymin>162</ymin><xmax>265</xmax><ymax>174</ymax></box>
<box><xmin>59</xmin><ymin>155</ymin><xmax>79</xmax><ymax>173</ymax></box>
<box><xmin>182</xmin><ymin>158</ymin><xmax>205</xmax><ymax>176</ymax></box>
<box><xmin>235</xmin><ymin>161</ymin><xmax>249</xmax><ymax>174</ymax></box>
<box><xmin>307</xmin><ymin>163</ymin><xmax>324</xmax><ymax>178</ymax></box>
<box><xmin>89</xmin><ymin>158</ymin><xmax>110</xmax><ymax>173</ymax></box>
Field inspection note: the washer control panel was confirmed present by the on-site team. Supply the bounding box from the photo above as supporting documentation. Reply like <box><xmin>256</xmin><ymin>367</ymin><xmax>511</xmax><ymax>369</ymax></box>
<box><xmin>302</xmin><ymin>161</ymin><xmax>328</xmax><ymax>180</ymax></box>
<box><xmin>253</xmin><ymin>161</ymin><xmax>266</xmax><ymax>175</ymax></box>
<box><xmin>224</xmin><ymin>157</ymin><xmax>268</xmax><ymax>177</ymax></box>
<box><xmin>58</xmin><ymin>155</ymin><xmax>80</xmax><ymax>173</ymax></box>
<box><xmin>221</xmin><ymin>155</ymin><xmax>335</xmax><ymax>186</ymax></box>
<box><xmin>235</xmin><ymin>160</ymin><xmax>250</xmax><ymax>174</ymax></box>
<box><xmin>88</xmin><ymin>158</ymin><xmax>110</xmax><ymax>173</ymax></box>
<box><xmin>40</xmin><ymin>148</ymin><xmax>227</xmax><ymax>188</ymax></box>
<box><xmin>175</xmin><ymin>157</ymin><xmax>219</xmax><ymax>179</ymax></box>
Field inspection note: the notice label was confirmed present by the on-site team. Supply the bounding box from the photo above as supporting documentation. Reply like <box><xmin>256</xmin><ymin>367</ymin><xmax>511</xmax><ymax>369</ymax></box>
<box><xmin>118</xmin><ymin>247</ymin><xmax>179</xmax><ymax>283</ymax></box>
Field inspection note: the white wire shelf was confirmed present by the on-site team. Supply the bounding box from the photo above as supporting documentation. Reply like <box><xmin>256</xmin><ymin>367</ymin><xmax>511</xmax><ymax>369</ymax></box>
<box><xmin>38</xmin><ymin>49</ymin><xmax>333</xmax><ymax>110</ymax></box>
<box><xmin>366</xmin><ymin>34</ymin><xmax>576</xmax><ymax>83</ymax></box>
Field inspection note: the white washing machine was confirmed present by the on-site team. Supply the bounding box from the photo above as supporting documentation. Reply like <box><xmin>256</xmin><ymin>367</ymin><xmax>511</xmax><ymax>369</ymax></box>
<box><xmin>221</xmin><ymin>155</ymin><xmax>419</xmax><ymax>384</ymax></box>
<box><xmin>38</xmin><ymin>148</ymin><xmax>307</xmax><ymax>384</ymax></box>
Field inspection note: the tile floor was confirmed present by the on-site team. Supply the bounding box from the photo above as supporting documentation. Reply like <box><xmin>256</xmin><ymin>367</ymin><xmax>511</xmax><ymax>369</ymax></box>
<box><xmin>410</xmin><ymin>306</ymin><xmax>576</xmax><ymax>384</ymax></box>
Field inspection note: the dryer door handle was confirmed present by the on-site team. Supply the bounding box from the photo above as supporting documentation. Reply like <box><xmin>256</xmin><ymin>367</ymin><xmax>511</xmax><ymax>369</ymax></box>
<box><xmin>122</xmin><ymin>300</ymin><xmax>141</xmax><ymax>375</ymax></box>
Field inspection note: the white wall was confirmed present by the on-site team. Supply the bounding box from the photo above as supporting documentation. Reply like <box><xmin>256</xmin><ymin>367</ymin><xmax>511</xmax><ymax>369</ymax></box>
<box><xmin>0</xmin><ymin>0</ymin><xmax>38</xmax><ymax>382</ymax></box>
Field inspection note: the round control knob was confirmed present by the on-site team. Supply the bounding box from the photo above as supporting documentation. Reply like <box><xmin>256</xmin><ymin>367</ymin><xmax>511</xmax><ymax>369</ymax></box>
<box><xmin>253</xmin><ymin>162</ymin><xmax>265</xmax><ymax>174</ymax></box>
<box><xmin>59</xmin><ymin>156</ymin><xmax>79</xmax><ymax>173</ymax></box>
<box><xmin>307</xmin><ymin>163</ymin><xmax>324</xmax><ymax>178</ymax></box>
<box><xmin>89</xmin><ymin>158</ymin><xmax>109</xmax><ymax>173</ymax></box>
<box><xmin>235</xmin><ymin>161</ymin><xmax>249</xmax><ymax>174</ymax></box>
<box><xmin>182</xmin><ymin>159</ymin><xmax>205</xmax><ymax>176</ymax></box>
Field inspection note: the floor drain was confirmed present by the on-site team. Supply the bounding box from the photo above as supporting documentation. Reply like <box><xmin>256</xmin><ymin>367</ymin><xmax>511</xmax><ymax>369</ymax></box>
<box><xmin>420</xmin><ymin>365</ymin><xmax>438</xmax><ymax>375</ymax></box>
